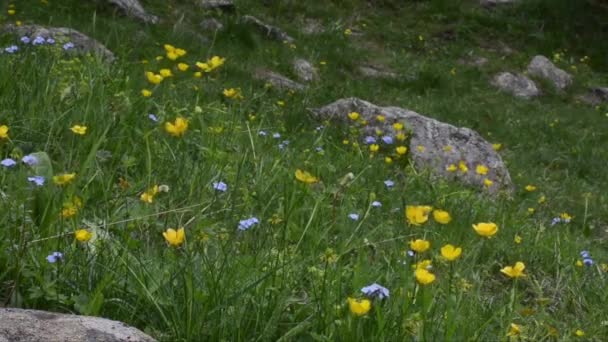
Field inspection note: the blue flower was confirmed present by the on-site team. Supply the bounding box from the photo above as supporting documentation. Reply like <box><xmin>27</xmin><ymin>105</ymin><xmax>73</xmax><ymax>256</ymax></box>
<box><xmin>315</xmin><ymin>146</ymin><xmax>323</xmax><ymax>153</ymax></box>
<box><xmin>272</xmin><ymin>133</ymin><xmax>281</xmax><ymax>139</ymax></box>
<box><xmin>583</xmin><ymin>258</ymin><xmax>594</xmax><ymax>266</ymax></box>
<box><xmin>348</xmin><ymin>213</ymin><xmax>359</xmax><ymax>221</ymax></box>
<box><xmin>46</xmin><ymin>251</ymin><xmax>63</xmax><ymax>263</ymax></box>
<box><xmin>27</xmin><ymin>176</ymin><xmax>45</xmax><ymax>186</ymax></box>
<box><xmin>371</xmin><ymin>200</ymin><xmax>382</xmax><ymax>208</ymax></box>
<box><xmin>22</xmin><ymin>154</ymin><xmax>38</xmax><ymax>166</ymax></box>
<box><xmin>384</xmin><ymin>180</ymin><xmax>395</xmax><ymax>188</ymax></box>
<box><xmin>364</xmin><ymin>136</ymin><xmax>377</xmax><ymax>144</ymax></box>
<box><xmin>238</xmin><ymin>217</ymin><xmax>259</xmax><ymax>231</ymax></box>
<box><xmin>212</xmin><ymin>181</ymin><xmax>227</xmax><ymax>192</ymax></box>
<box><xmin>580</xmin><ymin>251</ymin><xmax>591</xmax><ymax>259</ymax></box>
<box><xmin>258</xmin><ymin>130</ymin><xmax>267</xmax><ymax>136</ymax></box>
<box><xmin>1</xmin><ymin>158</ymin><xmax>16</xmax><ymax>168</ymax></box>
<box><xmin>32</xmin><ymin>36</ymin><xmax>46</xmax><ymax>45</ymax></box>
<box><xmin>4</xmin><ymin>45</ymin><xmax>18</xmax><ymax>53</ymax></box>
<box><xmin>381</xmin><ymin>135</ymin><xmax>394</xmax><ymax>144</ymax></box>
<box><xmin>46</xmin><ymin>38</ymin><xmax>55</xmax><ymax>44</ymax></box>
<box><xmin>147</xmin><ymin>113</ymin><xmax>158</xmax><ymax>122</ymax></box>
<box><xmin>278</xmin><ymin>140</ymin><xmax>289</xmax><ymax>150</ymax></box>
<box><xmin>20</xmin><ymin>36</ymin><xmax>30</xmax><ymax>44</ymax></box>
<box><xmin>361</xmin><ymin>283</ymin><xmax>390</xmax><ymax>300</ymax></box>
<box><xmin>63</xmin><ymin>42</ymin><xmax>75</xmax><ymax>50</ymax></box>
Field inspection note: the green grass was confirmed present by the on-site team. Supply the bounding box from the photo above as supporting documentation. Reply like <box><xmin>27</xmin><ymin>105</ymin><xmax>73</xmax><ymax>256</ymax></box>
<box><xmin>1</xmin><ymin>0</ymin><xmax>608</xmax><ymax>340</ymax></box>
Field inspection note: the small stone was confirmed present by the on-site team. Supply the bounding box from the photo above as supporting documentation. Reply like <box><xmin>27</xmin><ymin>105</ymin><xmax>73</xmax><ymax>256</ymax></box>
<box><xmin>492</xmin><ymin>72</ymin><xmax>540</xmax><ymax>99</ymax></box>
<box><xmin>292</xmin><ymin>58</ymin><xmax>318</xmax><ymax>82</ymax></box>
<box><xmin>102</xmin><ymin>0</ymin><xmax>159</xmax><ymax>24</ymax></box>
<box><xmin>358</xmin><ymin>64</ymin><xmax>399</xmax><ymax>79</ymax></box>
<box><xmin>301</xmin><ymin>18</ymin><xmax>324</xmax><ymax>35</ymax></box>
<box><xmin>242</xmin><ymin>15</ymin><xmax>294</xmax><ymax>43</ymax></box>
<box><xmin>578</xmin><ymin>87</ymin><xmax>608</xmax><ymax>106</ymax></box>
<box><xmin>198</xmin><ymin>0</ymin><xmax>235</xmax><ymax>11</ymax></box>
<box><xmin>526</xmin><ymin>55</ymin><xmax>573</xmax><ymax>90</ymax></box>
<box><xmin>200</xmin><ymin>18</ymin><xmax>224</xmax><ymax>32</ymax></box>
<box><xmin>254</xmin><ymin>68</ymin><xmax>305</xmax><ymax>91</ymax></box>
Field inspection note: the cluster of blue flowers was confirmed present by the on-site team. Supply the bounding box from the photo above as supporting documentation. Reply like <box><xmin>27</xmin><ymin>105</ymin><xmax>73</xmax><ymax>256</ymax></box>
<box><xmin>1</xmin><ymin>154</ymin><xmax>46</xmax><ymax>186</ymax></box>
<box><xmin>581</xmin><ymin>251</ymin><xmax>594</xmax><ymax>266</ymax></box>
<box><xmin>363</xmin><ymin>135</ymin><xmax>394</xmax><ymax>145</ymax></box>
<box><xmin>3</xmin><ymin>35</ymin><xmax>75</xmax><ymax>54</ymax></box>
<box><xmin>238</xmin><ymin>217</ymin><xmax>259</xmax><ymax>231</ymax></box>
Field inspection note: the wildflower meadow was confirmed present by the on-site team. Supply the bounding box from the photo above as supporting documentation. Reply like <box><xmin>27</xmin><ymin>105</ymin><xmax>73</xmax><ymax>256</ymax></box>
<box><xmin>1</xmin><ymin>0</ymin><xmax>608</xmax><ymax>340</ymax></box>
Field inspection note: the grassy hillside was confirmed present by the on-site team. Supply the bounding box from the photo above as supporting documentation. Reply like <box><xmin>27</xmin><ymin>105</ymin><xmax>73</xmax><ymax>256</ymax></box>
<box><xmin>1</xmin><ymin>0</ymin><xmax>607</xmax><ymax>340</ymax></box>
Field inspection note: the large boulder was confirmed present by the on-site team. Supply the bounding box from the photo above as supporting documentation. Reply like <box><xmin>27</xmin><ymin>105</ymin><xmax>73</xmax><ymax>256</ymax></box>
<box><xmin>492</xmin><ymin>72</ymin><xmax>540</xmax><ymax>99</ymax></box>
<box><xmin>0</xmin><ymin>308</ymin><xmax>156</xmax><ymax>342</ymax></box>
<box><xmin>97</xmin><ymin>0</ymin><xmax>159</xmax><ymax>24</ymax></box>
<box><xmin>242</xmin><ymin>15</ymin><xmax>294</xmax><ymax>43</ymax></box>
<box><xmin>527</xmin><ymin>55</ymin><xmax>572</xmax><ymax>90</ymax></box>
<box><xmin>311</xmin><ymin>98</ymin><xmax>513</xmax><ymax>193</ymax></box>
<box><xmin>2</xmin><ymin>24</ymin><xmax>115</xmax><ymax>62</ymax></box>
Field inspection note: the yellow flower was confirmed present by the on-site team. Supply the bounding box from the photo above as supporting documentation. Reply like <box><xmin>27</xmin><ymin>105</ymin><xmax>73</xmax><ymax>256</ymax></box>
<box><xmin>277</xmin><ymin>100</ymin><xmax>285</xmax><ymax>106</ymax></box>
<box><xmin>414</xmin><ymin>259</ymin><xmax>432</xmax><ymax>270</ymax></box>
<box><xmin>376</xmin><ymin>115</ymin><xmax>385</xmax><ymax>122</ymax></box>
<box><xmin>525</xmin><ymin>185</ymin><xmax>537</xmax><ymax>192</ymax></box>
<box><xmin>145</xmin><ymin>71</ymin><xmax>163</xmax><ymax>84</ymax></box>
<box><xmin>433</xmin><ymin>210</ymin><xmax>451</xmax><ymax>224</ymax></box>
<box><xmin>347</xmin><ymin>297</ymin><xmax>371</xmax><ymax>316</ymax></box>
<box><xmin>393</xmin><ymin>122</ymin><xmax>404</xmax><ymax>131</ymax></box>
<box><xmin>514</xmin><ymin>234</ymin><xmax>522</xmax><ymax>244</ymax></box>
<box><xmin>458</xmin><ymin>161</ymin><xmax>468</xmax><ymax>173</ymax></box>
<box><xmin>574</xmin><ymin>329</ymin><xmax>585</xmax><ymax>337</ymax></box>
<box><xmin>443</xmin><ymin>145</ymin><xmax>453</xmax><ymax>152</ymax></box>
<box><xmin>492</xmin><ymin>143</ymin><xmax>502</xmax><ymax>151</ymax></box>
<box><xmin>347</xmin><ymin>111</ymin><xmax>360</xmax><ymax>121</ymax></box>
<box><xmin>476</xmin><ymin>164</ymin><xmax>489</xmax><ymax>175</ymax></box>
<box><xmin>506</xmin><ymin>323</ymin><xmax>522</xmax><ymax>337</ymax></box>
<box><xmin>75</xmin><ymin>229</ymin><xmax>92</xmax><ymax>242</ymax></box>
<box><xmin>61</xmin><ymin>197</ymin><xmax>83</xmax><ymax>218</ymax></box>
<box><xmin>140</xmin><ymin>185</ymin><xmax>159</xmax><ymax>203</ymax></box>
<box><xmin>164</xmin><ymin>44</ymin><xmax>176</xmax><ymax>53</ymax></box>
<box><xmin>446</xmin><ymin>164</ymin><xmax>457</xmax><ymax>172</ymax></box>
<box><xmin>472</xmin><ymin>222</ymin><xmax>498</xmax><ymax>238</ymax></box>
<box><xmin>194</xmin><ymin>71</ymin><xmax>202</xmax><ymax>78</ymax></box>
<box><xmin>416</xmin><ymin>145</ymin><xmax>425</xmax><ymax>152</ymax></box>
<box><xmin>483</xmin><ymin>178</ymin><xmax>494</xmax><ymax>187</ymax></box>
<box><xmin>8</xmin><ymin>9</ymin><xmax>16</xmax><ymax>15</ymax></box>
<box><xmin>384</xmin><ymin>157</ymin><xmax>393</xmax><ymax>164</ymax></box>
<box><xmin>177</xmin><ymin>63</ymin><xmax>189</xmax><ymax>71</ymax></box>
<box><xmin>159</xmin><ymin>69</ymin><xmax>173</xmax><ymax>78</ymax></box>
<box><xmin>70</xmin><ymin>125</ymin><xmax>87</xmax><ymax>135</ymax></box>
<box><xmin>406</xmin><ymin>205</ymin><xmax>432</xmax><ymax>226</ymax></box>
<box><xmin>295</xmin><ymin>169</ymin><xmax>319</xmax><ymax>184</ymax></box>
<box><xmin>141</xmin><ymin>89</ymin><xmax>152</xmax><ymax>97</ymax></box>
<box><xmin>165</xmin><ymin>117</ymin><xmax>189</xmax><ymax>137</ymax></box>
<box><xmin>208</xmin><ymin>55</ymin><xmax>225</xmax><ymax>68</ymax></box>
<box><xmin>396</xmin><ymin>146</ymin><xmax>408</xmax><ymax>155</ymax></box>
<box><xmin>344</xmin><ymin>28</ymin><xmax>352</xmax><ymax>36</ymax></box>
<box><xmin>410</xmin><ymin>239</ymin><xmax>430</xmax><ymax>253</ymax></box>
<box><xmin>163</xmin><ymin>227</ymin><xmax>185</xmax><ymax>246</ymax></box>
<box><xmin>369</xmin><ymin>144</ymin><xmax>379</xmax><ymax>152</ymax></box>
<box><xmin>396</xmin><ymin>132</ymin><xmax>406</xmax><ymax>141</ymax></box>
<box><xmin>166</xmin><ymin>51</ymin><xmax>178</xmax><ymax>60</ymax></box>
<box><xmin>175</xmin><ymin>48</ymin><xmax>186</xmax><ymax>57</ymax></box>
<box><xmin>538</xmin><ymin>195</ymin><xmax>546</xmax><ymax>204</ymax></box>
<box><xmin>53</xmin><ymin>173</ymin><xmax>76</xmax><ymax>186</ymax></box>
<box><xmin>0</xmin><ymin>124</ymin><xmax>9</xmax><ymax>139</ymax></box>
<box><xmin>415</xmin><ymin>268</ymin><xmax>436</xmax><ymax>285</ymax></box>
<box><xmin>440</xmin><ymin>244</ymin><xmax>462</xmax><ymax>261</ymax></box>
<box><xmin>501</xmin><ymin>261</ymin><xmax>526</xmax><ymax>278</ymax></box>
<box><xmin>576</xmin><ymin>260</ymin><xmax>583</xmax><ymax>267</ymax></box>
<box><xmin>223</xmin><ymin>88</ymin><xmax>243</xmax><ymax>100</ymax></box>
<box><xmin>527</xmin><ymin>207</ymin><xmax>535</xmax><ymax>214</ymax></box>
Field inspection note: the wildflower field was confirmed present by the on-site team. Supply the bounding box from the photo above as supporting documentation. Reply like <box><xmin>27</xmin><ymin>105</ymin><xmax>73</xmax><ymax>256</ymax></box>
<box><xmin>1</xmin><ymin>0</ymin><xmax>608</xmax><ymax>340</ymax></box>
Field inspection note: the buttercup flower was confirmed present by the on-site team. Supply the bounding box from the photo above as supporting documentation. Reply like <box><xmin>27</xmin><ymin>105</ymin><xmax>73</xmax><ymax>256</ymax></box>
<box><xmin>140</xmin><ymin>185</ymin><xmax>159</xmax><ymax>203</ymax></box>
<box><xmin>165</xmin><ymin>117</ymin><xmax>189</xmax><ymax>137</ymax></box>
<box><xmin>177</xmin><ymin>63</ymin><xmax>189</xmax><ymax>71</ymax></box>
<box><xmin>223</xmin><ymin>88</ymin><xmax>243</xmax><ymax>100</ymax></box>
<box><xmin>145</xmin><ymin>71</ymin><xmax>163</xmax><ymax>84</ymax></box>
<box><xmin>446</xmin><ymin>164</ymin><xmax>457</xmax><ymax>172</ymax></box>
<box><xmin>525</xmin><ymin>185</ymin><xmax>537</xmax><ymax>192</ymax></box>
<box><xmin>347</xmin><ymin>297</ymin><xmax>371</xmax><ymax>316</ymax></box>
<box><xmin>295</xmin><ymin>169</ymin><xmax>319</xmax><ymax>184</ymax></box>
<box><xmin>70</xmin><ymin>125</ymin><xmax>87</xmax><ymax>135</ymax></box>
<box><xmin>433</xmin><ymin>209</ymin><xmax>452</xmax><ymax>224</ymax></box>
<box><xmin>348</xmin><ymin>112</ymin><xmax>360</xmax><ymax>121</ymax></box>
<box><xmin>53</xmin><ymin>173</ymin><xmax>76</xmax><ymax>186</ymax></box>
<box><xmin>141</xmin><ymin>89</ymin><xmax>152</xmax><ymax>97</ymax></box>
<box><xmin>163</xmin><ymin>227</ymin><xmax>185</xmax><ymax>246</ymax></box>
<box><xmin>501</xmin><ymin>261</ymin><xmax>526</xmax><ymax>278</ymax></box>
<box><xmin>361</xmin><ymin>283</ymin><xmax>389</xmax><ymax>300</ymax></box>
<box><xmin>0</xmin><ymin>125</ymin><xmax>9</xmax><ymax>139</ymax></box>
<box><xmin>440</xmin><ymin>244</ymin><xmax>462</xmax><ymax>261</ymax></box>
<box><xmin>159</xmin><ymin>68</ymin><xmax>173</xmax><ymax>78</ymax></box>
<box><xmin>396</xmin><ymin>146</ymin><xmax>408</xmax><ymax>155</ymax></box>
<box><xmin>75</xmin><ymin>229</ymin><xmax>92</xmax><ymax>242</ymax></box>
<box><xmin>506</xmin><ymin>323</ymin><xmax>522</xmax><ymax>337</ymax></box>
<box><xmin>415</xmin><ymin>268</ymin><xmax>436</xmax><ymax>285</ymax></box>
<box><xmin>406</xmin><ymin>205</ymin><xmax>432</xmax><ymax>226</ymax></box>
<box><xmin>476</xmin><ymin>165</ymin><xmax>489</xmax><ymax>175</ymax></box>
<box><xmin>410</xmin><ymin>239</ymin><xmax>430</xmax><ymax>253</ymax></box>
<box><xmin>473</xmin><ymin>222</ymin><xmax>498</xmax><ymax>238</ymax></box>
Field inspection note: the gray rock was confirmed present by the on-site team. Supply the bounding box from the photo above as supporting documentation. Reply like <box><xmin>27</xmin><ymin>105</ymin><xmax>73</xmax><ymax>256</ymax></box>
<box><xmin>301</xmin><ymin>18</ymin><xmax>324</xmax><ymax>35</ymax></box>
<box><xmin>311</xmin><ymin>98</ymin><xmax>513</xmax><ymax>193</ymax></box>
<box><xmin>200</xmin><ymin>18</ymin><xmax>224</xmax><ymax>32</ymax></box>
<box><xmin>292</xmin><ymin>58</ymin><xmax>318</xmax><ymax>82</ymax></box>
<box><xmin>0</xmin><ymin>308</ymin><xmax>156</xmax><ymax>342</ymax></box>
<box><xmin>358</xmin><ymin>64</ymin><xmax>399</xmax><ymax>79</ymax></box>
<box><xmin>242</xmin><ymin>15</ymin><xmax>294</xmax><ymax>43</ymax></box>
<box><xmin>526</xmin><ymin>55</ymin><xmax>572</xmax><ymax>90</ymax></box>
<box><xmin>458</xmin><ymin>55</ymin><xmax>488</xmax><ymax>67</ymax></box>
<box><xmin>578</xmin><ymin>87</ymin><xmax>608</xmax><ymax>106</ymax></box>
<box><xmin>492</xmin><ymin>72</ymin><xmax>540</xmax><ymax>99</ymax></box>
<box><xmin>2</xmin><ymin>24</ymin><xmax>115</xmax><ymax>62</ymax></box>
<box><xmin>254</xmin><ymin>68</ymin><xmax>305</xmax><ymax>91</ymax></box>
<box><xmin>100</xmin><ymin>0</ymin><xmax>159</xmax><ymax>24</ymax></box>
<box><xmin>198</xmin><ymin>0</ymin><xmax>235</xmax><ymax>11</ymax></box>
<box><xmin>481</xmin><ymin>0</ymin><xmax>518</xmax><ymax>6</ymax></box>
